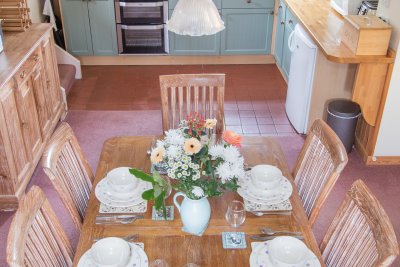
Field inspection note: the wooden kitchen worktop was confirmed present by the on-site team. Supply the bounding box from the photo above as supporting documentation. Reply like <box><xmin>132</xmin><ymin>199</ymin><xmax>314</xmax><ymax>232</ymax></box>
<box><xmin>0</xmin><ymin>23</ymin><xmax>53</xmax><ymax>88</ymax></box>
<box><xmin>285</xmin><ymin>0</ymin><xmax>394</xmax><ymax>63</ymax></box>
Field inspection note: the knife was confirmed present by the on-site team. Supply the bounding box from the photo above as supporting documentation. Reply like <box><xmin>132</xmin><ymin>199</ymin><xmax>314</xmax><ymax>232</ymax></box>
<box><xmin>95</xmin><ymin>214</ymin><xmax>144</xmax><ymax>220</ymax></box>
<box><xmin>249</xmin><ymin>234</ymin><xmax>304</xmax><ymax>241</ymax></box>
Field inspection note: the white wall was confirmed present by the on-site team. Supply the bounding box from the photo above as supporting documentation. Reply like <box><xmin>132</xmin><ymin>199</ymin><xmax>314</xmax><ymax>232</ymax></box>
<box><xmin>373</xmin><ymin>0</ymin><xmax>400</xmax><ymax>156</ymax></box>
<box><xmin>28</xmin><ymin>0</ymin><xmax>45</xmax><ymax>23</ymax></box>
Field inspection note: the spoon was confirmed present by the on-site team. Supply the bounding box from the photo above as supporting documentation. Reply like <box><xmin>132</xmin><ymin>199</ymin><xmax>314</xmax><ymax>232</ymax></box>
<box><xmin>261</xmin><ymin>227</ymin><xmax>302</xmax><ymax>236</ymax></box>
<box><xmin>250</xmin><ymin>211</ymin><xmax>292</xmax><ymax>216</ymax></box>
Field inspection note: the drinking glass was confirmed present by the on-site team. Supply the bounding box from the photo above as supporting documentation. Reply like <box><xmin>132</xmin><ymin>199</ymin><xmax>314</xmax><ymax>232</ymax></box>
<box><xmin>150</xmin><ymin>259</ymin><xmax>170</xmax><ymax>267</ymax></box>
<box><xmin>225</xmin><ymin>200</ymin><xmax>246</xmax><ymax>227</ymax></box>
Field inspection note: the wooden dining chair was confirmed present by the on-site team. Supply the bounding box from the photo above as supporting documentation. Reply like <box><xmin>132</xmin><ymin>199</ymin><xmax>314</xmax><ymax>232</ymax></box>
<box><xmin>7</xmin><ymin>186</ymin><xmax>74</xmax><ymax>267</ymax></box>
<box><xmin>159</xmin><ymin>74</ymin><xmax>225</xmax><ymax>133</ymax></box>
<box><xmin>293</xmin><ymin>119</ymin><xmax>348</xmax><ymax>226</ymax></box>
<box><xmin>42</xmin><ymin>122</ymin><xmax>94</xmax><ymax>231</ymax></box>
<box><xmin>320</xmin><ymin>179</ymin><xmax>399</xmax><ymax>266</ymax></box>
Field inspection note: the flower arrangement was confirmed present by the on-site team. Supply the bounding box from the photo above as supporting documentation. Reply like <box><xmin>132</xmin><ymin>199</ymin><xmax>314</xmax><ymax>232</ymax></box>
<box><xmin>147</xmin><ymin>113</ymin><xmax>245</xmax><ymax>201</ymax></box>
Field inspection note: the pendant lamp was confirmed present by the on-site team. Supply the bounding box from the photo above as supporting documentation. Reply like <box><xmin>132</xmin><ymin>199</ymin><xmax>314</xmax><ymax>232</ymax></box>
<box><xmin>167</xmin><ymin>0</ymin><xmax>225</xmax><ymax>36</ymax></box>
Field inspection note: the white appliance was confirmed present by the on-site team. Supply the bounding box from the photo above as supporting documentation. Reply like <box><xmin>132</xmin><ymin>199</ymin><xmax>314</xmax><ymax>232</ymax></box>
<box><xmin>285</xmin><ymin>24</ymin><xmax>317</xmax><ymax>134</ymax></box>
<box><xmin>330</xmin><ymin>0</ymin><xmax>363</xmax><ymax>16</ymax></box>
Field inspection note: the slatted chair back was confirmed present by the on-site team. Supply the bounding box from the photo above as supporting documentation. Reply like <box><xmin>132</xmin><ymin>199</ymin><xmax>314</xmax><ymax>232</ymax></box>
<box><xmin>293</xmin><ymin>119</ymin><xmax>348</xmax><ymax>226</ymax></box>
<box><xmin>7</xmin><ymin>186</ymin><xmax>74</xmax><ymax>267</ymax></box>
<box><xmin>320</xmin><ymin>179</ymin><xmax>399</xmax><ymax>266</ymax></box>
<box><xmin>42</xmin><ymin>122</ymin><xmax>94</xmax><ymax>231</ymax></box>
<box><xmin>159</xmin><ymin>74</ymin><xmax>225</xmax><ymax>133</ymax></box>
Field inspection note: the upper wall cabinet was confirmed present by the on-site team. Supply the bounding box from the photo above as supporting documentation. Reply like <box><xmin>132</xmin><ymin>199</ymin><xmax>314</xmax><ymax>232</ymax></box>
<box><xmin>61</xmin><ymin>0</ymin><xmax>118</xmax><ymax>56</ymax></box>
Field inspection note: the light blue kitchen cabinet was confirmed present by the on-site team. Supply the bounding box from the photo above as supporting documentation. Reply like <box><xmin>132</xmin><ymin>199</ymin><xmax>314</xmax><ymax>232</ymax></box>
<box><xmin>274</xmin><ymin>1</ymin><xmax>286</xmax><ymax>67</ymax></box>
<box><xmin>61</xmin><ymin>0</ymin><xmax>117</xmax><ymax>56</ymax></box>
<box><xmin>221</xmin><ymin>8</ymin><xmax>274</xmax><ymax>55</ymax></box>
<box><xmin>61</xmin><ymin>0</ymin><xmax>93</xmax><ymax>56</ymax></box>
<box><xmin>168</xmin><ymin>9</ymin><xmax>220</xmax><ymax>55</ymax></box>
<box><xmin>222</xmin><ymin>0</ymin><xmax>274</xmax><ymax>9</ymax></box>
<box><xmin>274</xmin><ymin>1</ymin><xmax>297</xmax><ymax>80</ymax></box>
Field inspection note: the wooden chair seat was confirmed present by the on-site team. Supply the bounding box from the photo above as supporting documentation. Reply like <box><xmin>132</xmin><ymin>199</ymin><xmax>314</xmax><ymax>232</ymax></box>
<box><xmin>7</xmin><ymin>186</ymin><xmax>74</xmax><ymax>267</ymax></box>
<box><xmin>320</xmin><ymin>179</ymin><xmax>399</xmax><ymax>266</ymax></box>
<box><xmin>159</xmin><ymin>74</ymin><xmax>225</xmax><ymax>133</ymax></box>
<box><xmin>42</xmin><ymin>122</ymin><xmax>94</xmax><ymax>231</ymax></box>
<box><xmin>293</xmin><ymin>119</ymin><xmax>348</xmax><ymax>226</ymax></box>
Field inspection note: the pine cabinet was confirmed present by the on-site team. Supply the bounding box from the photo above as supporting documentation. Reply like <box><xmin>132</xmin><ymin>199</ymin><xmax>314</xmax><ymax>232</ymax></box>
<box><xmin>274</xmin><ymin>0</ymin><xmax>297</xmax><ymax>80</ymax></box>
<box><xmin>61</xmin><ymin>0</ymin><xmax>117</xmax><ymax>56</ymax></box>
<box><xmin>0</xmin><ymin>24</ymin><xmax>65</xmax><ymax>210</ymax></box>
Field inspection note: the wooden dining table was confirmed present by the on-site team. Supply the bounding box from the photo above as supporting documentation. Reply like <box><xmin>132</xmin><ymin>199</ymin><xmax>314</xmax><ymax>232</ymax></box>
<box><xmin>73</xmin><ymin>136</ymin><xmax>325</xmax><ymax>266</ymax></box>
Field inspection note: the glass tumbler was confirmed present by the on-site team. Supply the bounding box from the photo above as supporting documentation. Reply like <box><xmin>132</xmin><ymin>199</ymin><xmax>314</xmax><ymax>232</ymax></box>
<box><xmin>225</xmin><ymin>200</ymin><xmax>246</xmax><ymax>227</ymax></box>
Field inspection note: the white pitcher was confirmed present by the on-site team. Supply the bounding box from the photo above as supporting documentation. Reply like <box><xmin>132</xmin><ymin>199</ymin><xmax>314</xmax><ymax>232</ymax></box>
<box><xmin>173</xmin><ymin>192</ymin><xmax>211</xmax><ymax>236</ymax></box>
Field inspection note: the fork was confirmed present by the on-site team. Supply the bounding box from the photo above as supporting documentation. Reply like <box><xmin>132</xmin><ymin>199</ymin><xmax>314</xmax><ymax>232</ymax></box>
<box><xmin>260</xmin><ymin>227</ymin><xmax>302</xmax><ymax>236</ymax></box>
<box><xmin>250</xmin><ymin>211</ymin><xmax>292</xmax><ymax>216</ymax></box>
<box><xmin>95</xmin><ymin>217</ymin><xmax>140</xmax><ymax>225</ymax></box>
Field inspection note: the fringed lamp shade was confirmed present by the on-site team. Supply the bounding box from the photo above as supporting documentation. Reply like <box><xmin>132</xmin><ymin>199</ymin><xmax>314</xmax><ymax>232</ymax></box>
<box><xmin>167</xmin><ymin>0</ymin><xmax>225</xmax><ymax>36</ymax></box>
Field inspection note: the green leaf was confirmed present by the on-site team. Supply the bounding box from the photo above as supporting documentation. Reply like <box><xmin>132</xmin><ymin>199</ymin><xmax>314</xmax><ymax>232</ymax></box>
<box><xmin>129</xmin><ymin>168</ymin><xmax>154</xmax><ymax>183</ymax></box>
<box><xmin>141</xmin><ymin>189</ymin><xmax>155</xmax><ymax>200</ymax></box>
<box><xmin>153</xmin><ymin>184</ymin><xmax>162</xmax><ymax>198</ymax></box>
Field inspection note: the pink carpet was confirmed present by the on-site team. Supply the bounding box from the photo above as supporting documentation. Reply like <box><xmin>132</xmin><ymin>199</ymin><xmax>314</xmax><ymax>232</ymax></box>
<box><xmin>1</xmin><ymin>110</ymin><xmax>399</xmax><ymax>266</ymax></box>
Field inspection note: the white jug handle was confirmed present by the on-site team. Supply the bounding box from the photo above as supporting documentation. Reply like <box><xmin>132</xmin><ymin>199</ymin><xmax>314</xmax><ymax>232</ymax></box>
<box><xmin>173</xmin><ymin>192</ymin><xmax>186</xmax><ymax>213</ymax></box>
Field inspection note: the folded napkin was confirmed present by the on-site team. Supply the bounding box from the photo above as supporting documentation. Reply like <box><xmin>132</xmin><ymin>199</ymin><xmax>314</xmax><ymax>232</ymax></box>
<box><xmin>99</xmin><ymin>201</ymin><xmax>147</xmax><ymax>214</ymax></box>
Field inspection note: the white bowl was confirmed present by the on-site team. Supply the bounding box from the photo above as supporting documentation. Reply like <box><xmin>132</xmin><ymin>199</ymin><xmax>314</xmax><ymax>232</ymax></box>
<box><xmin>250</xmin><ymin>165</ymin><xmax>282</xmax><ymax>189</ymax></box>
<box><xmin>268</xmin><ymin>236</ymin><xmax>309</xmax><ymax>267</ymax></box>
<box><xmin>90</xmin><ymin>237</ymin><xmax>131</xmax><ymax>267</ymax></box>
<box><xmin>107</xmin><ymin>167</ymin><xmax>138</xmax><ymax>193</ymax></box>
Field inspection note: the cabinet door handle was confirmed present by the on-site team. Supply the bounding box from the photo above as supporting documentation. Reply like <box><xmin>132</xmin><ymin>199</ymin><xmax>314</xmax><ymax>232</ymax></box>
<box><xmin>278</xmin><ymin>5</ymin><xmax>282</xmax><ymax>9</ymax></box>
<box><xmin>288</xmin><ymin>19</ymin><xmax>293</xmax><ymax>24</ymax></box>
<box><xmin>20</xmin><ymin>71</ymin><xmax>26</xmax><ymax>79</ymax></box>
<box><xmin>246</xmin><ymin>0</ymin><xmax>251</xmax><ymax>3</ymax></box>
<box><xmin>281</xmin><ymin>21</ymin><xmax>285</xmax><ymax>25</ymax></box>
<box><xmin>33</xmin><ymin>55</ymin><xmax>39</xmax><ymax>62</ymax></box>
<box><xmin>270</xmin><ymin>11</ymin><xmax>274</xmax><ymax>15</ymax></box>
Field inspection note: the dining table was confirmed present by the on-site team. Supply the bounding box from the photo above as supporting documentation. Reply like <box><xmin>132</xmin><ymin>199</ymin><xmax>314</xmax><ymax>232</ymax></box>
<box><xmin>73</xmin><ymin>135</ymin><xmax>325</xmax><ymax>266</ymax></box>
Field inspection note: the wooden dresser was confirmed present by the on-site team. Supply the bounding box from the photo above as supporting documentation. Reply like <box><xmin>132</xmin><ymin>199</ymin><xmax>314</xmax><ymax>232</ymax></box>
<box><xmin>0</xmin><ymin>24</ymin><xmax>65</xmax><ymax>211</ymax></box>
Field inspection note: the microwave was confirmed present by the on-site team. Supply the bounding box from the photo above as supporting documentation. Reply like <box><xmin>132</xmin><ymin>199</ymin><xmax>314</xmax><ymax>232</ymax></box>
<box><xmin>330</xmin><ymin>0</ymin><xmax>363</xmax><ymax>16</ymax></box>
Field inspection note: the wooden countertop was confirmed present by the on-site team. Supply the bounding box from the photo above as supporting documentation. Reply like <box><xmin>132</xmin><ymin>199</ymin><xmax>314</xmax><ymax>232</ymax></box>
<box><xmin>0</xmin><ymin>23</ymin><xmax>52</xmax><ymax>88</ymax></box>
<box><xmin>285</xmin><ymin>0</ymin><xmax>395</xmax><ymax>63</ymax></box>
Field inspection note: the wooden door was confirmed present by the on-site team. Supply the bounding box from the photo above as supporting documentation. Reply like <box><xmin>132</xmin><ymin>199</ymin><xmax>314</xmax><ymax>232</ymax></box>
<box><xmin>0</xmin><ymin>82</ymin><xmax>30</xmax><ymax>185</ymax></box>
<box><xmin>87</xmin><ymin>0</ymin><xmax>118</xmax><ymax>55</ymax></box>
<box><xmin>221</xmin><ymin>8</ymin><xmax>274</xmax><ymax>54</ymax></box>
<box><xmin>41</xmin><ymin>36</ymin><xmax>62</xmax><ymax>120</ymax></box>
<box><xmin>31</xmin><ymin>61</ymin><xmax>51</xmax><ymax>138</ymax></box>
<box><xmin>14</xmin><ymin>78</ymin><xmax>43</xmax><ymax>163</ymax></box>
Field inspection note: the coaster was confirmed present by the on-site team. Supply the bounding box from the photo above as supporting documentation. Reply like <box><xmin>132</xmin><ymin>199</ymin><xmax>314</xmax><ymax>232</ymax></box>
<box><xmin>222</xmin><ymin>232</ymin><xmax>247</xmax><ymax>249</ymax></box>
<box><xmin>152</xmin><ymin>206</ymin><xmax>174</xmax><ymax>220</ymax></box>
<box><xmin>99</xmin><ymin>201</ymin><xmax>147</xmax><ymax>214</ymax></box>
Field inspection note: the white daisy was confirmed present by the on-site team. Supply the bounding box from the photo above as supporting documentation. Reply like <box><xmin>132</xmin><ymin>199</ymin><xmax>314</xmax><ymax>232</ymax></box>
<box><xmin>209</xmin><ymin>145</ymin><xmax>224</xmax><ymax>159</ymax></box>
<box><xmin>215</xmin><ymin>162</ymin><xmax>233</xmax><ymax>183</ymax></box>
<box><xmin>192</xmin><ymin>186</ymin><xmax>205</xmax><ymax>198</ymax></box>
<box><xmin>223</xmin><ymin>146</ymin><xmax>241</xmax><ymax>163</ymax></box>
<box><xmin>166</xmin><ymin>145</ymin><xmax>181</xmax><ymax>159</ymax></box>
<box><xmin>165</xmin><ymin>129</ymin><xmax>185</xmax><ymax>146</ymax></box>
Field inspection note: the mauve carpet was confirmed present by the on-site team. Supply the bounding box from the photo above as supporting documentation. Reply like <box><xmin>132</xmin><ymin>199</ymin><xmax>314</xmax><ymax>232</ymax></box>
<box><xmin>1</xmin><ymin>110</ymin><xmax>399</xmax><ymax>266</ymax></box>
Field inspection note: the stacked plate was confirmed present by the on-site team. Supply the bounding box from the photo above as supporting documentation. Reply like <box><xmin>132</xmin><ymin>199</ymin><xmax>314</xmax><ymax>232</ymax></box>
<box><xmin>238</xmin><ymin>165</ymin><xmax>293</xmax><ymax>207</ymax></box>
<box><xmin>95</xmin><ymin>167</ymin><xmax>151</xmax><ymax>208</ymax></box>
<box><xmin>77</xmin><ymin>237</ymin><xmax>149</xmax><ymax>267</ymax></box>
<box><xmin>250</xmin><ymin>236</ymin><xmax>320</xmax><ymax>267</ymax></box>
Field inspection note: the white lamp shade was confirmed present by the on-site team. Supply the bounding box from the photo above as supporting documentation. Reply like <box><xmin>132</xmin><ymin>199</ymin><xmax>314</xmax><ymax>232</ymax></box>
<box><xmin>167</xmin><ymin>0</ymin><xmax>225</xmax><ymax>36</ymax></box>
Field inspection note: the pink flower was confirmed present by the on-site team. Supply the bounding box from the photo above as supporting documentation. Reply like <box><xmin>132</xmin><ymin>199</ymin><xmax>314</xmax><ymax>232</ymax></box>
<box><xmin>222</xmin><ymin>130</ymin><xmax>242</xmax><ymax>147</ymax></box>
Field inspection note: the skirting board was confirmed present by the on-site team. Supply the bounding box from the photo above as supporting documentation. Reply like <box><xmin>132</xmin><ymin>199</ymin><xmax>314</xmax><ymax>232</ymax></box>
<box><xmin>364</xmin><ymin>156</ymin><xmax>400</xmax><ymax>165</ymax></box>
<box><xmin>77</xmin><ymin>55</ymin><xmax>275</xmax><ymax>66</ymax></box>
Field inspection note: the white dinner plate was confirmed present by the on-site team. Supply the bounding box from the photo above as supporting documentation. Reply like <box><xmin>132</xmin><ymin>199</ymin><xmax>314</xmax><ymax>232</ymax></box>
<box><xmin>238</xmin><ymin>172</ymin><xmax>293</xmax><ymax>205</ymax></box>
<box><xmin>250</xmin><ymin>242</ymin><xmax>321</xmax><ymax>267</ymax></box>
<box><xmin>77</xmin><ymin>242</ymin><xmax>149</xmax><ymax>267</ymax></box>
<box><xmin>95</xmin><ymin>178</ymin><xmax>152</xmax><ymax>207</ymax></box>
<box><xmin>103</xmin><ymin>179</ymin><xmax>143</xmax><ymax>203</ymax></box>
